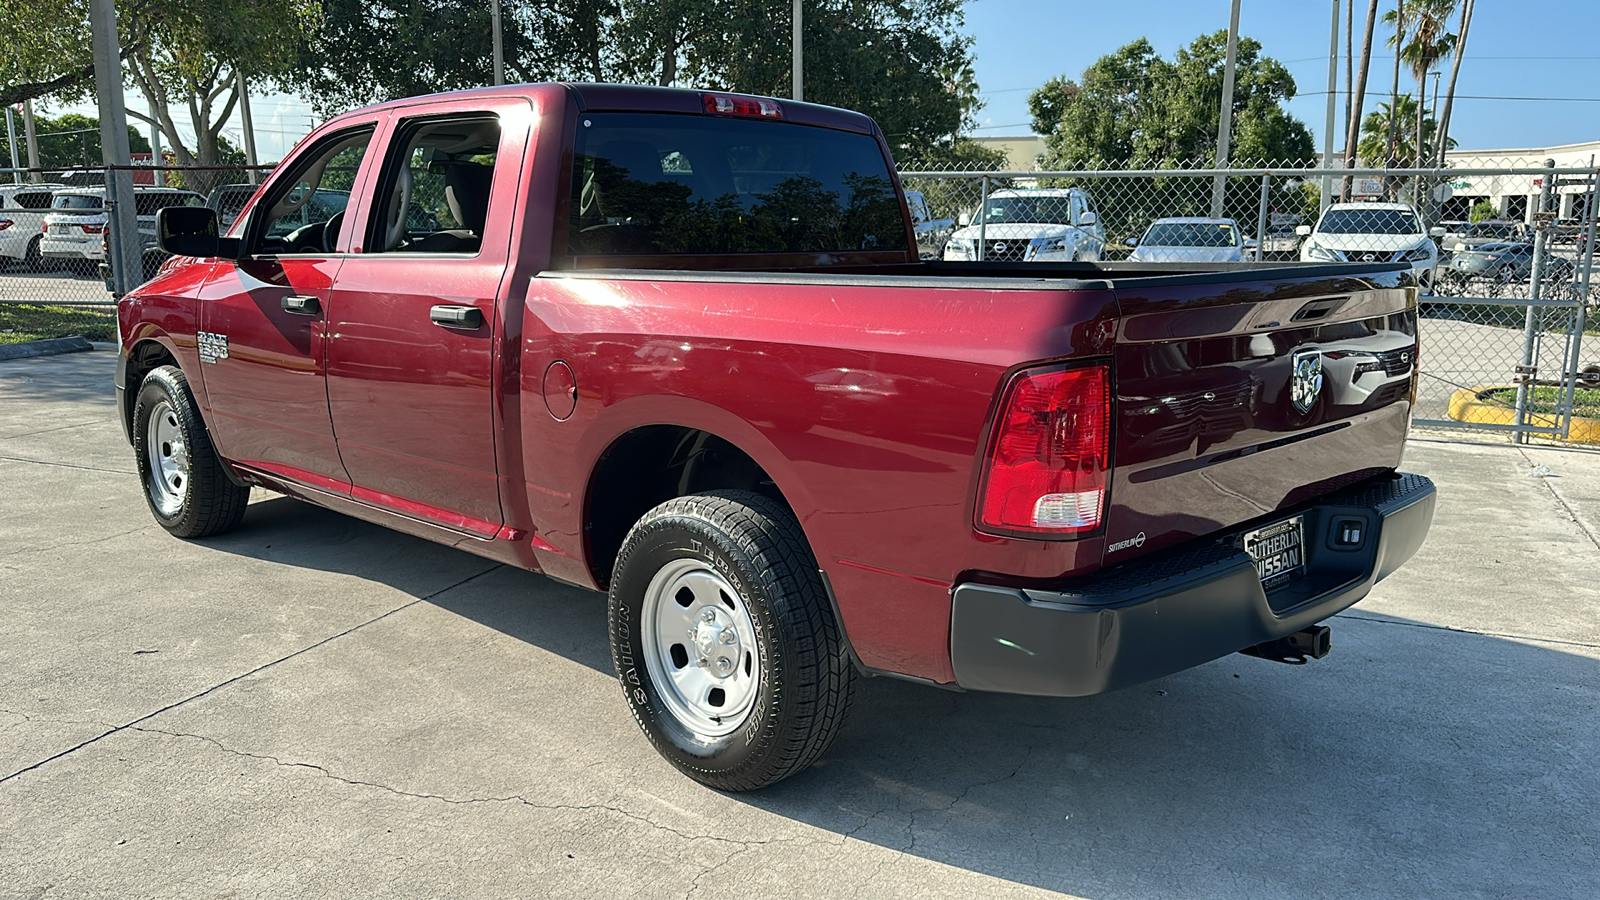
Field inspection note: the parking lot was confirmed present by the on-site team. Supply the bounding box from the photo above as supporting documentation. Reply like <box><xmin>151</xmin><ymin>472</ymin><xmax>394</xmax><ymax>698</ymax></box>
<box><xmin>1</xmin><ymin>349</ymin><xmax>1597</xmax><ymax>899</ymax></box>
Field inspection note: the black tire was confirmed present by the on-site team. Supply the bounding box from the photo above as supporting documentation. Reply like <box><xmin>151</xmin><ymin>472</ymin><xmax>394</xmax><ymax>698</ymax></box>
<box><xmin>24</xmin><ymin>235</ymin><xmax>46</xmax><ymax>271</ymax></box>
<box><xmin>608</xmin><ymin>490</ymin><xmax>855</xmax><ymax>791</ymax></box>
<box><xmin>132</xmin><ymin>365</ymin><xmax>249</xmax><ymax>538</ymax></box>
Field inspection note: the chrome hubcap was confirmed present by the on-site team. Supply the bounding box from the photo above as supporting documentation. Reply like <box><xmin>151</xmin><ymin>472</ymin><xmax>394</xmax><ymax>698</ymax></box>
<box><xmin>639</xmin><ymin>559</ymin><xmax>761</xmax><ymax>739</ymax></box>
<box><xmin>145</xmin><ymin>400</ymin><xmax>188</xmax><ymax>516</ymax></box>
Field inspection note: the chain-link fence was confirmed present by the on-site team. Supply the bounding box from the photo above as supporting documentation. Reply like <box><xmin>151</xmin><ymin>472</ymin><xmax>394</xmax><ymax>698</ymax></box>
<box><xmin>0</xmin><ymin>164</ymin><xmax>273</xmax><ymax>314</ymax></box>
<box><xmin>901</xmin><ymin>157</ymin><xmax>1599</xmax><ymax>441</ymax></box>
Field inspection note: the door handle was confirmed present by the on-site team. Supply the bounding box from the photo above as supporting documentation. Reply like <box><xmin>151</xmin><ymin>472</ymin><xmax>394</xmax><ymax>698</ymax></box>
<box><xmin>430</xmin><ymin>305</ymin><xmax>483</xmax><ymax>330</ymax></box>
<box><xmin>282</xmin><ymin>294</ymin><xmax>321</xmax><ymax>315</ymax></box>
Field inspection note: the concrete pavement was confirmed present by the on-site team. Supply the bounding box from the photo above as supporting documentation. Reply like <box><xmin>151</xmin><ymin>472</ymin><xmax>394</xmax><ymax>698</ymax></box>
<box><xmin>1</xmin><ymin>350</ymin><xmax>1597</xmax><ymax>899</ymax></box>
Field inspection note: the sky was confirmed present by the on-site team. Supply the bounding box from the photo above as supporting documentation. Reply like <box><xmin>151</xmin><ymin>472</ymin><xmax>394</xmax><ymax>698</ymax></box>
<box><xmin>36</xmin><ymin>0</ymin><xmax>1600</xmax><ymax>163</ymax></box>
<box><xmin>964</xmin><ymin>0</ymin><xmax>1600</xmax><ymax>153</ymax></box>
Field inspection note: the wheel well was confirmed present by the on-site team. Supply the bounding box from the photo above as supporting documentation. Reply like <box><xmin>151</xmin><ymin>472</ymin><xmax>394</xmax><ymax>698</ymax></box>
<box><xmin>586</xmin><ymin>426</ymin><xmax>794</xmax><ymax>587</ymax></box>
<box><xmin>123</xmin><ymin>340</ymin><xmax>179</xmax><ymax>434</ymax></box>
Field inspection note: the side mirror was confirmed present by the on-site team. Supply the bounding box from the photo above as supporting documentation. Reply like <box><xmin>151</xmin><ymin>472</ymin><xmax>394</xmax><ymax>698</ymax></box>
<box><xmin>1123</xmin><ymin>237</ymin><xmax>1138</xmax><ymax>248</ymax></box>
<box><xmin>1077</xmin><ymin>211</ymin><xmax>1097</xmax><ymax>227</ymax></box>
<box><xmin>1295</xmin><ymin>225</ymin><xmax>1312</xmax><ymax>237</ymax></box>
<box><xmin>1243</xmin><ymin>237</ymin><xmax>1259</xmax><ymax>248</ymax></box>
<box><xmin>157</xmin><ymin>206</ymin><xmax>240</xmax><ymax>259</ymax></box>
<box><xmin>956</xmin><ymin>212</ymin><xmax>972</xmax><ymax>227</ymax></box>
<box><xmin>1428</xmin><ymin>226</ymin><xmax>1446</xmax><ymax>237</ymax></box>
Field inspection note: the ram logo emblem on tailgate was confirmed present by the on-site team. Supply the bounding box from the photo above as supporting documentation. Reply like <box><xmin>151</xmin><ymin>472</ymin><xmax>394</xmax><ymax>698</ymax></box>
<box><xmin>1290</xmin><ymin>349</ymin><xmax>1323</xmax><ymax>413</ymax></box>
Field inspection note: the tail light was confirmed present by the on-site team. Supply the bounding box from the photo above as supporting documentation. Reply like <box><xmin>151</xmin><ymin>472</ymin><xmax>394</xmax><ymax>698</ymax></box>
<box><xmin>702</xmin><ymin>93</ymin><xmax>783</xmax><ymax>118</ymax></box>
<box><xmin>0</xmin><ymin>220</ymin><xmax>11</xmax><ymax>231</ymax></box>
<box><xmin>82</xmin><ymin>224</ymin><xmax>106</xmax><ymax>234</ymax></box>
<box><xmin>977</xmin><ymin>363</ymin><xmax>1111</xmax><ymax>536</ymax></box>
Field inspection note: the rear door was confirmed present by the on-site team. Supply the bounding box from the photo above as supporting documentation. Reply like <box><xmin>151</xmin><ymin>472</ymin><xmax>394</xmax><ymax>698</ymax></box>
<box><xmin>196</xmin><ymin>123</ymin><xmax>382</xmax><ymax>491</ymax></box>
<box><xmin>322</xmin><ymin>99</ymin><xmax>529</xmax><ymax>536</ymax></box>
<box><xmin>1101</xmin><ymin>266</ymin><xmax>1417</xmax><ymax>563</ymax></box>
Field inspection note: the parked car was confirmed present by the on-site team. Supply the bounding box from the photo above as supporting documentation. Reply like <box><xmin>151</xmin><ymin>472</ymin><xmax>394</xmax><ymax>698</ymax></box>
<box><xmin>1441</xmin><ymin>241</ymin><xmax>1576</xmax><ymax>285</ymax></box>
<box><xmin>1127</xmin><ymin>217</ymin><xmax>1251</xmax><ymax>263</ymax></box>
<box><xmin>1442</xmin><ymin>220</ymin><xmax>1523</xmax><ymax>254</ymax></box>
<box><xmin>941</xmin><ymin>187</ymin><xmax>1105</xmax><ymax>261</ymax></box>
<box><xmin>903</xmin><ymin>190</ymin><xmax>953</xmax><ymax>259</ymax></box>
<box><xmin>1298</xmin><ymin>202</ymin><xmax>1438</xmax><ymax>284</ymax></box>
<box><xmin>0</xmin><ymin>182</ymin><xmax>66</xmax><ymax>270</ymax></box>
<box><xmin>42</xmin><ymin>187</ymin><xmax>204</xmax><ymax>275</ymax></box>
<box><xmin>123</xmin><ymin>82</ymin><xmax>1435</xmax><ymax>791</ymax></box>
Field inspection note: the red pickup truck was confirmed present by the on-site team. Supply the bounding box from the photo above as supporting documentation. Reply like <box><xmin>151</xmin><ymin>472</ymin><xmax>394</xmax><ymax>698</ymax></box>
<box><xmin>118</xmin><ymin>83</ymin><xmax>1435</xmax><ymax>790</ymax></box>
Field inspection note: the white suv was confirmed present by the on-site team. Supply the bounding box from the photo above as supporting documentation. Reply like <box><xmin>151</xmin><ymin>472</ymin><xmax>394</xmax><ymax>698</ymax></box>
<box><xmin>42</xmin><ymin>187</ymin><xmax>204</xmax><ymax>273</ymax></box>
<box><xmin>1298</xmin><ymin>202</ymin><xmax>1438</xmax><ymax>284</ymax></box>
<box><xmin>942</xmin><ymin>188</ymin><xmax>1105</xmax><ymax>262</ymax></box>
<box><xmin>0</xmin><ymin>183</ymin><xmax>65</xmax><ymax>269</ymax></box>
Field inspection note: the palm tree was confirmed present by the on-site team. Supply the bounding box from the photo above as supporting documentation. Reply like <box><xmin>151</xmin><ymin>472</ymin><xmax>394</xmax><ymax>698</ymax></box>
<box><xmin>1358</xmin><ymin>95</ymin><xmax>1453</xmax><ymax>168</ymax></box>
<box><xmin>1398</xmin><ymin>0</ymin><xmax>1457</xmax><ymax>178</ymax></box>
<box><xmin>1344</xmin><ymin>0</ymin><xmax>1380</xmax><ymax>195</ymax></box>
<box><xmin>1381</xmin><ymin>0</ymin><xmax>1409</xmax><ymax>167</ymax></box>
<box><xmin>1435</xmin><ymin>0</ymin><xmax>1475</xmax><ymax>165</ymax></box>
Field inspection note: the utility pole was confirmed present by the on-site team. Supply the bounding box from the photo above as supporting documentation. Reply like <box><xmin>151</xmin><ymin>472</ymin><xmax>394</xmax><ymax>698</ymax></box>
<box><xmin>235</xmin><ymin>68</ymin><xmax>260</xmax><ymax>184</ymax></box>
<box><xmin>5</xmin><ymin>107</ymin><xmax>20</xmax><ymax>183</ymax></box>
<box><xmin>1322</xmin><ymin>0</ymin><xmax>1341</xmax><ymax>214</ymax></box>
<box><xmin>792</xmin><ymin>0</ymin><xmax>803</xmax><ymax>102</ymax></box>
<box><xmin>1211</xmin><ymin>0</ymin><xmax>1242</xmax><ymax>218</ymax></box>
<box><xmin>23</xmin><ymin>100</ymin><xmax>40</xmax><ymax>182</ymax></box>
<box><xmin>491</xmin><ymin>0</ymin><xmax>505</xmax><ymax>86</ymax></box>
<box><xmin>89</xmin><ymin>0</ymin><xmax>141</xmax><ymax>297</ymax></box>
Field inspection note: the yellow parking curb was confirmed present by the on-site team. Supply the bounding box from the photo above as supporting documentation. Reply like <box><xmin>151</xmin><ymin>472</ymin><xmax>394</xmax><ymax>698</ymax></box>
<box><xmin>1447</xmin><ymin>386</ymin><xmax>1600</xmax><ymax>443</ymax></box>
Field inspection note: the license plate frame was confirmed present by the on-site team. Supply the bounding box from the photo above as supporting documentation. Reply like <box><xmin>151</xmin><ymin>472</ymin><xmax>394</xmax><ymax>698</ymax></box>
<box><xmin>1241</xmin><ymin>515</ymin><xmax>1307</xmax><ymax>591</ymax></box>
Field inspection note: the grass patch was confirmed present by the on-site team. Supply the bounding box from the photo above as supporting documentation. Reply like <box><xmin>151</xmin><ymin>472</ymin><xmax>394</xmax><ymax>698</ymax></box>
<box><xmin>1478</xmin><ymin>385</ymin><xmax>1600</xmax><ymax>417</ymax></box>
<box><xmin>0</xmin><ymin>303</ymin><xmax>118</xmax><ymax>344</ymax></box>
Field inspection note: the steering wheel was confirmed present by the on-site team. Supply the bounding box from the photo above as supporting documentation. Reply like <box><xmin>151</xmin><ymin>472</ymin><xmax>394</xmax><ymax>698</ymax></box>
<box><xmin>323</xmin><ymin>211</ymin><xmax>346</xmax><ymax>253</ymax></box>
<box><xmin>282</xmin><ymin>221</ymin><xmax>326</xmax><ymax>254</ymax></box>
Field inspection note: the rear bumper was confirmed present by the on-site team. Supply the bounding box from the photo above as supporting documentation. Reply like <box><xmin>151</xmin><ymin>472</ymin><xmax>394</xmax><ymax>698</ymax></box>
<box><xmin>949</xmin><ymin>472</ymin><xmax>1436</xmax><ymax>696</ymax></box>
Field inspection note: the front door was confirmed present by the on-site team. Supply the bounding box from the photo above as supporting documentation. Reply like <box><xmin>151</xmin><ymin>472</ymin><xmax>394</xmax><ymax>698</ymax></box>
<box><xmin>324</xmin><ymin>104</ymin><xmax>526</xmax><ymax>535</ymax></box>
<box><xmin>197</xmin><ymin>125</ymin><xmax>381</xmax><ymax>491</ymax></box>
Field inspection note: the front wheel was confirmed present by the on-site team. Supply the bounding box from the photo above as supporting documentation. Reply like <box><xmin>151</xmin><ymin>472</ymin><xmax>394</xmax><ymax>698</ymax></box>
<box><xmin>608</xmin><ymin>490</ymin><xmax>855</xmax><ymax>791</ymax></box>
<box><xmin>132</xmin><ymin>365</ymin><xmax>250</xmax><ymax>537</ymax></box>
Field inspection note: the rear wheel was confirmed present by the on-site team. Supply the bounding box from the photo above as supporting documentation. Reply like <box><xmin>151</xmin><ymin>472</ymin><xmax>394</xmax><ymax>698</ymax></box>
<box><xmin>23</xmin><ymin>235</ymin><xmax>46</xmax><ymax>271</ymax></box>
<box><xmin>608</xmin><ymin>490</ymin><xmax>854</xmax><ymax>791</ymax></box>
<box><xmin>132</xmin><ymin>365</ymin><xmax>249</xmax><ymax>538</ymax></box>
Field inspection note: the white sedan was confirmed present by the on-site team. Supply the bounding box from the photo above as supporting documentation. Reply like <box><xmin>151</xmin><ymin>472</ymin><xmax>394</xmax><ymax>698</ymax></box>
<box><xmin>1127</xmin><ymin>217</ymin><xmax>1252</xmax><ymax>263</ymax></box>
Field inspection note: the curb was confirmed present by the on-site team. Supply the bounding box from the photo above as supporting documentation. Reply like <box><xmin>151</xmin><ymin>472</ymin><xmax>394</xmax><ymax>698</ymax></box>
<box><xmin>1447</xmin><ymin>385</ymin><xmax>1600</xmax><ymax>443</ymax></box>
<box><xmin>0</xmin><ymin>336</ymin><xmax>96</xmax><ymax>362</ymax></box>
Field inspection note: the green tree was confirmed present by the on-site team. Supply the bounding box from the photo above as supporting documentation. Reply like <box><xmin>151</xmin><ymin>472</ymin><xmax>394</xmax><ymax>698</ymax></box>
<box><xmin>1357</xmin><ymin>95</ymin><xmax>1452</xmax><ymax>169</ymax></box>
<box><xmin>1028</xmin><ymin>32</ymin><xmax>1314</xmax><ymax>168</ymax></box>
<box><xmin>287</xmin><ymin>0</ymin><xmax>986</xmax><ymax>168</ymax></box>
<box><xmin>1468</xmin><ymin>198</ymin><xmax>1495</xmax><ymax>223</ymax></box>
<box><xmin>1</xmin><ymin>112</ymin><xmax>151</xmax><ymax>170</ymax></box>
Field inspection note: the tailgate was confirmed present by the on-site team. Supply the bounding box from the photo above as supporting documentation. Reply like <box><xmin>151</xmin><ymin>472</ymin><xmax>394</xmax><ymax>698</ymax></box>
<box><xmin>1101</xmin><ymin>265</ymin><xmax>1416</xmax><ymax>564</ymax></box>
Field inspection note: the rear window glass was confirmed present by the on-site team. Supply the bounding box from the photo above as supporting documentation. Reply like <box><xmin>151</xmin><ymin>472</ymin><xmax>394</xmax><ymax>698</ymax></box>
<box><xmin>10</xmin><ymin>192</ymin><xmax>55</xmax><ymax>210</ymax></box>
<box><xmin>133</xmin><ymin>192</ymin><xmax>203</xmax><ymax>215</ymax></box>
<box><xmin>53</xmin><ymin>194</ymin><xmax>103</xmax><ymax>210</ymax></box>
<box><xmin>568</xmin><ymin>112</ymin><xmax>906</xmax><ymax>256</ymax></box>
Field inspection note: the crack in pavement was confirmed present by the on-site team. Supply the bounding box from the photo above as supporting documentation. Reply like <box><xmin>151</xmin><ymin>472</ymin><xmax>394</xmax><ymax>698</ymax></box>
<box><xmin>0</xmin><ymin>565</ymin><xmax>503</xmax><ymax>785</ymax></box>
<box><xmin>0</xmin><ymin>420</ymin><xmax>110</xmax><ymax>442</ymax></box>
<box><xmin>3</xmin><ymin>526</ymin><xmax>152</xmax><ymax>558</ymax></box>
<box><xmin>1335</xmin><ymin>611</ymin><xmax>1600</xmax><ymax>649</ymax></box>
<box><xmin>1517</xmin><ymin>447</ymin><xmax>1600</xmax><ymax>552</ymax></box>
<box><xmin>123</xmin><ymin>725</ymin><xmax>812</xmax><ymax>867</ymax></box>
<box><xmin>0</xmin><ymin>454</ymin><xmax>134</xmax><ymax>476</ymax></box>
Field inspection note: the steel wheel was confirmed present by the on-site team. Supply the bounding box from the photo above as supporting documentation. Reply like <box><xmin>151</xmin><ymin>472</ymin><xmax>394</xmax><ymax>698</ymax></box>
<box><xmin>639</xmin><ymin>558</ymin><xmax>761</xmax><ymax>739</ymax></box>
<box><xmin>144</xmin><ymin>399</ymin><xmax>188</xmax><ymax>517</ymax></box>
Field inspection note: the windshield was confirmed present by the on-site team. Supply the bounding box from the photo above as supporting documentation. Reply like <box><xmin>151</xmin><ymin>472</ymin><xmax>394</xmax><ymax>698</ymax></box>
<box><xmin>568</xmin><ymin>112</ymin><xmax>906</xmax><ymax>256</ymax></box>
<box><xmin>52</xmin><ymin>194</ymin><xmax>103</xmax><ymax>210</ymax></box>
<box><xmin>980</xmin><ymin>195</ymin><xmax>1072</xmax><ymax>226</ymax></box>
<box><xmin>1141</xmin><ymin>222</ymin><xmax>1237</xmax><ymax>247</ymax></box>
<box><xmin>1318</xmin><ymin>209</ymin><xmax>1421</xmax><ymax>235</ymax></box>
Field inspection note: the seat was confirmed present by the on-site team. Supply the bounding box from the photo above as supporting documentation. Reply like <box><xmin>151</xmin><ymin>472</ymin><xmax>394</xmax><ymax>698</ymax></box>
<box><xmin>410</xmin><ymin>163</ymin><xmax>493</xmax><ymax>253</ymax></box>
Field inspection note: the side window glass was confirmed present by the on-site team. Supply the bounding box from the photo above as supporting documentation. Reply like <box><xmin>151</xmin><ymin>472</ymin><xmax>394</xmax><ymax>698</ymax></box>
<box><xmin>253</xmin><ymin>127</ymin><xmax>375</xmax><ymax>255</ymax></box>
<box><xmin>368</xmin><ymin>115</ymin><xmax>500</xmax><ymax>254</ymax></box>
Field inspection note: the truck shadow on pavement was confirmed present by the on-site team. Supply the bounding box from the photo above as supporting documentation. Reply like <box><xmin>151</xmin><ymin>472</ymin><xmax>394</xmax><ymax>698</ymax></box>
<box><xmin>212</xmin><ymin>496</ymin><xmax>1597</xmax><ymax>898</ymax></box>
